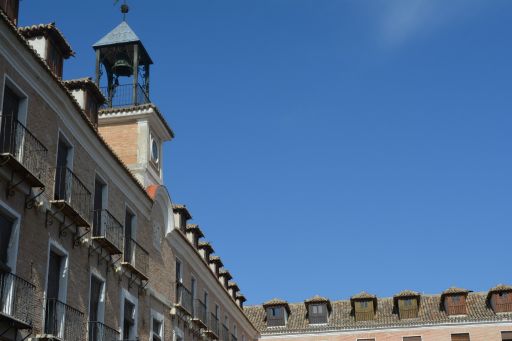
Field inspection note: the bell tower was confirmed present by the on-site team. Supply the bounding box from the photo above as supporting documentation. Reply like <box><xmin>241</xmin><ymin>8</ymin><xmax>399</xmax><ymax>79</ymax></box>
<box><xmin>93</xmin><ymin>4</ymin><xmax>173</xmax><ymax>187</ymax></box>
<box><xmin>93</xmin><ymin>4</ymin><xmax>152</xmax><ymax>107</ymax></box>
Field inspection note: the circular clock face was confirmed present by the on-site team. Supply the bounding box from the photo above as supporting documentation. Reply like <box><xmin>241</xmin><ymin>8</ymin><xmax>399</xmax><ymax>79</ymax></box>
<box><xmin>151</xmin><ymin>139</ymin><xmax>159</xmax><ymax>163</ymax></box>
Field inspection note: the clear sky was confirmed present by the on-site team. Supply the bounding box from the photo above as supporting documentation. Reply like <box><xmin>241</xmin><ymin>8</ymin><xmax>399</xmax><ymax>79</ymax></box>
<box><xmin>20</xmin><ymin>0</ymin><xmax>512</xmax><ymax>304</ymax></box>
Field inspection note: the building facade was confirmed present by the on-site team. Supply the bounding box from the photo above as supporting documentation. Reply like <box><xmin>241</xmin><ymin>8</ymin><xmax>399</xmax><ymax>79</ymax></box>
<box><xmin>1</xmin><ymin>2</ymin><xmax>512</xmax><ymax>341</ymax></box>
<box><xmin>0</xmin><ymin>2</ymin><xmax>258</xmax><ymax>341</ymax></box>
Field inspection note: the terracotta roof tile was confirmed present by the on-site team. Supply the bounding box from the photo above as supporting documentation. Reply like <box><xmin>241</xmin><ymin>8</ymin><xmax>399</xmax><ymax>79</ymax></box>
<box><xmin>441</xmin><ymin>287</ymin><xmax>471</xmax><ymax>297</ymax></box>
<box><xmin>172</xmin><ymin>204</ymin><xmax>192</xmax><ymax>220</ymax></box>
<box><xmin>64</xmin><ymin>77</ymin><xmax>106</xmax><ymax>104</ymax></box>
<box><xmin>186</xmin><ymin>224</ymin><xmax>204</xmax><ymax>238</ymax></box>
<box><xmin>245</xmin><ymin>292</ymin><xmax>512</xmax><ymax>335</ymax></box>
<box><xmin>18</xmin><ymin>22</ymin><xmax>74</xmax><ymax>58</ymax></box>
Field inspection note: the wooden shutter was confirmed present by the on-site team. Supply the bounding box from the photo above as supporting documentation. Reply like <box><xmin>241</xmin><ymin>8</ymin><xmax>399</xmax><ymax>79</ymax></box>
<box><xmin>451</xmin><ymin>333</ymin><xmax>470</xmax><ymax>341</ymax></box>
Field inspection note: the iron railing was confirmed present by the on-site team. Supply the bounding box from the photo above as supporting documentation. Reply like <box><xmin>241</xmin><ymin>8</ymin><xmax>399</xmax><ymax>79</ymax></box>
<box><xmin>53</xmin><ymin>166</ymin><xmax>92</xmax><ymax>224</ymax></box>
<box><xmin>123</xmin><ymin>238</ymin><xmax>149</xmax><ymax>277</ymax></box>
<box><xmin>231</xmin><ymin>334</ymin><xmax>237</xmax><ymax>341</ymax></box>
<box><xmin>176</xmin><ymin>282</ymin><xmax>193</xmax><ymax>314</ymax></box>
<box><xmin>0</xmin><ymin>115</ymin><xmax>48</xmax><ymax>183</ymax></box>
<box><xmin>222</xmin><ymin>324</ymin><xmax>229</xmax><ymax>341</ymax></box>
<box><xmin>209</xmin><ymin>313</ymin><xmax>219</xmax><ymax>336</ymax></box>
<box><xmin>0</xmin><ymin>272</ymin><xmax>35</xmax><ymax>327</ymax></box>
<box><xmin>92</xmin><ymin>209</ymin><xmax>124</xmax><ymax>252</ymax></box>
<box><xmin>44</xmin><ymin>298</ymin><xmax>85</xmax><ymax>340</ymax></box>
<box><xmin>100</xmin><ymin>84</ymin><xmax>150</xmax><ymax>108</ymax></box>
<box><xmin>194</xmin><ymin>299</ymin><xmax>207</xmax><ymax>325</ymax></box>
<box><xmin>88</xmin><ymin>321</ymin><xmax>120</xmax><ymax>341</ymax></box>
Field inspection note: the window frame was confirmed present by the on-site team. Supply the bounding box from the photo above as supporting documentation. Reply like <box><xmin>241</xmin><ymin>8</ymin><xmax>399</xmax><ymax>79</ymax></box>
<box><xmin>150</xmin><ymin>309</ymin><xmax>164</xmax><ymax>341</ymax></box>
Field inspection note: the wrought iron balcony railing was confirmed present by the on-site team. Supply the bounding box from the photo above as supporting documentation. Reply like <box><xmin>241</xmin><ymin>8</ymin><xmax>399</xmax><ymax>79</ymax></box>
<box><xmin>100</xmin><ymin>83</ymin><xmax>150</xmax><ymax>108</ymax></box>
<box><xmin>92</xmin><ymin>209</ymin><xmax>124</xmax><ymax>254</ymax></box>
<box><xmin>208</xmin><ymin>313</ymin><xmax>219</xmax><ymax>337</ymax></box>
<box><xmin>222</xmin><ymin>324</ymin><xmax>229</xmax><ymax>341</ymax></box>
<box><xmin>193</xmin><ymin>299</ymin><xmax>207</xmax><ymax>326</ymax></box>
<box><xmin>122</xmin><ymin>238</ymin><xmax>149</xmax><ymax>280</ymax></box>
<box><xmin>231</xmin><ymin>334</ymin><xmax>237</xmax><ymax>341</ymax></box>
<box><xmin>0</xmin><ymin>115</ymin><xmax>48</xmax><ymax>188</ymax></box>
<box><xmin>0</xmin><ymin>272</ymin><xmax>35</xmax><ymax>329</ymax></box>
<box><xmin>52</xmin><ymin>166</ymin><xmax>92</xmax><ymax>226</ymax></box>
<box><xmin>175</xmin><ymin>282</ymin><xmax>193</xmax><ymax>315</ymax></box>
<box><xmin>44</xmin><ymin>298</ymin><xmax>85</xmax><ymax>340</ymax></box>
<box><xmin>88</xmin><ymin>320</ymin><xmax>120</xmax><ymax>341</ymax></box>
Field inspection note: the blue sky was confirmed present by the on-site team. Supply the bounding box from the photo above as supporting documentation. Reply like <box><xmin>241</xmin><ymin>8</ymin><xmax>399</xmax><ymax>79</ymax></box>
<box><xmin>20</xmin><ymin>0</ymin><xmax>512</xmax><ymax>304</ymax></box>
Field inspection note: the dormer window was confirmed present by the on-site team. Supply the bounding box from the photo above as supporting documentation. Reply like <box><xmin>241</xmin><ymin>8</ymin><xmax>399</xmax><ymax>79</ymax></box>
<box><xmin>263</xmin><ymin>299</ymin><xmax>290</xmax><ymax>327</ymax></box>
<box><xmin>0</xmin><ymin>0</ymin><xmax>19</xmax><ymax>25</ymax></box>
<box><xmin>394</xmin><ymin>291</ymin><xmax>420</xmax><ymax>319</ymax></box>
<box><xmin>351</xmin><ymin>292</ymin><xmax>377</xmax><ymax>322</ymax></box>
<box><xmin>64</xmin><ymin>78</ymin><xmax>106</xmax><ymax>127</ymax></box>
<box><xmin>172</xmin><ymin>204</ymin><xmax>191</xmax><ymax>231</ymax></box>
<box><xmin>18</xmin><ymin>23</ymin><xmax>74</xmax><ymax>79</ymax></box>
<box><xmin>442</xmin><ymin>287</ymin><xmax>470</xmax><ymax>316</ymax></box>
<box><xmin>305</xmin><ymin>296</ymin><xmax>331</xmax><ymax>325</ymax></box>
<box><xmin>488</xmin><ymin>284</ymin><xmax>512</xmax><ymax>313</ymax></box>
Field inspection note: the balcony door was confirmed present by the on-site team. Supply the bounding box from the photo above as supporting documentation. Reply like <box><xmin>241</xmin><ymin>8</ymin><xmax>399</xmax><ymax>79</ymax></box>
<box><xmin>0</xmin><ymin>86</ymin><xmax>20</xmax><ymax>155</ymax></box>
<box><xmin>88</xmin><ymin>275</ymin><xmax>104</xmax><ymax>341</ymax></box>
<box><xmin>54</xmin><ymin>139</ymin><xmax>71</xmax><ymax>201</ymax></box>
<box><xmin>93</xmin><ymin>179</ymin><xmax>106</xmax><ymax>236</ymax></box>
<box><xmin>45</xmin><ymin>251</ymin><xmax>64</xmax><ymax>338</ymax></box>
<box><xmin>124</xmin><ymin>210</ymin><xmax>134</xmax><ymax>262</ymax></box>
<box><xmin>122</xmin><ymin>299</ymin><xmax>135</xmax><ymax>339</ymax></box>
<box><xmin>0</xmin><ymin>213</ymin><xmax>14</xmax><ymax>272</ymax></box>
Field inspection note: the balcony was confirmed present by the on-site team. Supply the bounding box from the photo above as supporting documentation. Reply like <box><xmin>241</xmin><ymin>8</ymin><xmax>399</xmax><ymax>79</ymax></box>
<box><xmin>121</xmin><ymin>238</ymin><xmax>149</xmax><ymax>280</ymax></box>
<box><xmin>221</xmin><ymin>324</ymin><xmax>229</xmax><ymax>341</ymax></box>
<box><xmin>0</xmin><ymin>115</ymin><xmax>48</xmax><ymax>189</ymax></box>
<box><xmin>204</xmin><ymin>313</ymin><xmax>219</xmax><ymax>340</ymax></box>
<box><xmin>43</xmin><ymin>298</ymin><xmax>84</xmax><ymax>340</ymax></box>
<box><xmin>51</xmin><ymin>167</ymin><xmax>92</xmax><ymax>227</ymax></box>
<box><xmin>91</xmin><ymin>209</ymin><xmax>124</xmax><ymax>254</ymax></box>
<box><xmin>231</xmin><ymin>334</ymin><xmax>237</xmax><ymax>341</ymax></box>
<box><xmin>0</xmin><ymin>272</ymin><xmax>36</xmax><ymax>329</ymax></box>
<box><xmin>175</xmin><ymin>282</ymin><xmax>193</xmax><ymax>315</ymax></box>
<box><xmin>100</xmin><ymin>83</ymin><xmax>150</xmax><ymax>108</ymax></box>
<box><xmin>192</xmin><ymin>299</ymin><xmax>207</xmax><ymax>329</ymax></box>
<box><xmin>88</xmin><ymin>321</ymin><xmax>120</xmax><ymax>341</ymax></box>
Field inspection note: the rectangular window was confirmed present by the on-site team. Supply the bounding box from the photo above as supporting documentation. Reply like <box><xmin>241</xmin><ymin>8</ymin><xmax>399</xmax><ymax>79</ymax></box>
<box><xmin>123</xmin><ymin>299</ymin><xmax>136</xmax><ymax>339</ymax></box>
<box><xmin>152</xmin><ymin>317</ymin><xmax>163</xmax><ymax>341</ymax></box>
<box><xmin>502</xmin><ymin>331</ymin><xmax>512</xmax><ymax>341</ymax></box>
<box><xmin>175</xmin><ymin>259</ymin><xmax>182</xmax><ymax>283</ymax></box>
<box><xmin>45</xmin><ymin>249</ymin><xmax>67</xmax><ymax>337</ymax></box>
<box><xmin>93</xmin><ymin>177</ymin><xmax>106</xmax><ymax>236</ymax></box>
<box><xmin>54</xmin><ymin>138</ymin><xmax>71</xmax><ymax>200</ymax></box>
<box><xmin>357</xmin><ymin>339</ymin><xmax>375</xmax><ymax>341</ymax></box>
<box><xmin>0</xmin><ymin>212</ymin><xmax>14</xmax><ymax>271</ymax></box>
<box><xmin>191</xmin><ymin>277</ymin><xmax>196</xmax><ymax>314</ymax></box>
<box><xmin>88</xmin><ymin>275</ymin><xmax>105</xmax><ymax>341</ymax></box>
<box><xmin>309</xmin><ymin>304</ymin><xmax>328</xmax><ymax>324</ymax></box>
<box><xmin>0</xmin><ymin>86</ymin><xmax>20</xmax><ymax>156</ymax></box>
<box><xmin>204</xmin><ymin>291</ymin><xmax>209</xmax><ymax>314</ymax></box>
<box><xmin>46</xmin><ymin>39</ymin><xmax>63</xmax><ymax>78</ymax></box>
<box><xmin>124</xmin><ymin>210</ymin><xmax>135</xmax><ymax>262</ymax></box>
<box><xmin>403</xmin><ymin>337</ymin><xmax>422</xmax><ymax>341</ymax></box>
<box><xmin>215</xmin><ymin>304</ymin><xmax>220</xmax><ymax>318</ymax></box>
<box><xmin>451</xmin><ymin>333</ymin><xmax>470</xmax><ymax>341</ymax></box>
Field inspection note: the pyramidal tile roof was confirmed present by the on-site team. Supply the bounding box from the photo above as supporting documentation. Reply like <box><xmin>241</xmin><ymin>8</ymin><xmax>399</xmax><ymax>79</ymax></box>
<box><xmin>93</xmin><ymin>21</ymin><xmax>140</xmax><ymax>47</ymax></box>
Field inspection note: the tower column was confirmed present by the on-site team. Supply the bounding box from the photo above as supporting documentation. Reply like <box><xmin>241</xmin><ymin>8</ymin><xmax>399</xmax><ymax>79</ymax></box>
<box><xmin>132</xmin><ymin>44</ymin><xmax>139</xmax><ymax>106</ymax></box>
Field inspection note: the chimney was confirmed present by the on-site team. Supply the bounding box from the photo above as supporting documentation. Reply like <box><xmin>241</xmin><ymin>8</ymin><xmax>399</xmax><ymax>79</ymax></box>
<box><xmin>228</xmin><ymin>282</ymin><xmax>239</xmax><ymax>300</ymax></box>
<box><xmin>64</xmin><ymin>78</ymin><xmax>105</xmax><ymax>127</ymax></box>
<box><xmin>209</xmin><ymin>256</ymin><xmax>223</xmax><ymax>277</ymax></box>
<box><xmin>172</xmin><ymin>204</ymin><xmax>192</xmax><ymax>231</ymax></box>
<box><xmin>198</xmin><ymin>241</ymin><xmax>214</xmax><ymax>263</ymax></box>
<box><xmin>236</xmin><ymin>293</ymin><xmax>246</xmax><ymax>309</ymax></box>
<box><xmin>0</xmin><ymin>0</ymin><xmax>19</xmax><ymax>26</ymax></box>
<box><xmin>218</xmin><ymin>268</ymin><xmax>232</xmax><ymax>289</ymax></box>
<box><xmin>185</xmin><ymin>224</ymin><xmax>204</xmax><ymax>249</ymax></box>
<box><xmin>18</xmin><ymin>23</ymin><xmax>74</xmax><ymax>78</ymax></box>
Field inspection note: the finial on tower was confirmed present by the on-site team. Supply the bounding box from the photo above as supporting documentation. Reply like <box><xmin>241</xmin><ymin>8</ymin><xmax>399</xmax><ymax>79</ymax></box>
<box><xmin>114</xmin><ymin>0</ymin><xmax>130</xmax><ymax>21</ymax></box>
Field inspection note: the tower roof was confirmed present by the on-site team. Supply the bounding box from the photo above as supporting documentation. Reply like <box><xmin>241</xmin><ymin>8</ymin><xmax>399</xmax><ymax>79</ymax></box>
<box><xmin>93</xmin><ymin>21</ymin><xmax>152</xmax><ymax>64</ymax></box>
<box><xmin>93</xmin><ymin>21</ymin><xmax>140</xmax><ymax>47</ymax></box>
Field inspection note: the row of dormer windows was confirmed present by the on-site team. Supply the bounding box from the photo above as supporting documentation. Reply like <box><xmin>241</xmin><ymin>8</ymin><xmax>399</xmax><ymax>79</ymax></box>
<box><xmin>263</xmin><ymin>287</ymin><xmax>512</xmax><ymax>327</ymax></box>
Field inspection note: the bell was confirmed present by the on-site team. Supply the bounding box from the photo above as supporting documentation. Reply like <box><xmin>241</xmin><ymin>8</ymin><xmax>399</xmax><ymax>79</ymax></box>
<box><xmin>111</xmin><ymin>58</ymin><xmax>133</xmax><ymax>77</ymax></box>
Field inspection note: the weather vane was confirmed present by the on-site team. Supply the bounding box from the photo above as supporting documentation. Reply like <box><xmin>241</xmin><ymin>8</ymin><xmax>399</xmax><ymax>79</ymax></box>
<box><xmin>114</xmin><ymin>0</ymin><xmax>130</xmax><ymax>21</ymax></box>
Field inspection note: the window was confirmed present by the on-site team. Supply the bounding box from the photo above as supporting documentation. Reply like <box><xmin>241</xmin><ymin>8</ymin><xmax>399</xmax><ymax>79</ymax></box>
<box><xmin>54</xmin><ymin>137</ymin><xmax>71</xmax><ymax>201</ymax></box>
<box><xmin>123</xmin><ymin>210</ymin><xmax>135</xmax><ymax>262</ymax></box>
<box><xmin>46</xmin><ymin>39</ymin><xmax>63</xmax><ymax>77</ymax></box>
<box><xmin>85</xmin><ymin>92</ymin><xmax>98</xmax><ymax>125</ymax></box>
<box><xmin>175</xmin><ymin>259</ymin><xmax>182</xmax><ymax>283</ymax></box>
<box><xmin>357</xmin><ymin>339</ymin><xmax>375</xmax><ymax>341</ymax></box>
<box><xmin>92</xmin><ymin>177</ymin><xmax>106</xmax><ymax>236</ymax></box>
<box><xmin>191</xmin><ymin>277</ymin><xmax>196</xmax><ymax>314</ymax></box>
<box><xmin>403</xmin><ymin>337</ymin><xmax>422</xmax><ymax>341</ymax></box>
<box><xmin>0</xmin><ymin>213</ymin><xmax>15</xmax><ymax>271</ymax></box>
<box><xmin>0</xmin><ymin>86</ymin><xmax>21</xmax><ymax>156</ymax></box>
<box><xmin>502</xmin><ymin>331</ymin><xmax>512</xmax><ymax>341</ymax></box>
<box><xmin>266</xmin><ymin>306</ymin><xmax>286</xmax><ymax>327</ymax></box>
<box><xmin>151</xmin><ymin>312</ymin><xmax>164</xmax><ymax>341</ymax></box>
<box><xmin>451</xmin><ymin>333</ymin><xmax>470</xmax><ymax>341</ymax></box>
<box><xmin>88</xmin><ymin>275</ymin><xmax>105</xmax><ymax>341</ymax></box>
<box><xmin>204</xmin><ymin>291</ymin><xmax>209</xmax><ymax>314</ymax></box>
<box><xmin>123</xmin><ymin>299</ymin><xmax>136</xmax><ymax>339</ymax></box>
<box><xmin>45</xmin><ymin>247</ymin><xmax>68</xmax><ymax>337</ymax></box>
<box><xmin>215</xmin><ymin>304</ymin><xmax>220</xmax><ymax>319</ymax></box>
<box><xmin>308</xmin><ymin>303</ymin><xmax>328</xmax><ymax>324</ymax></box>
